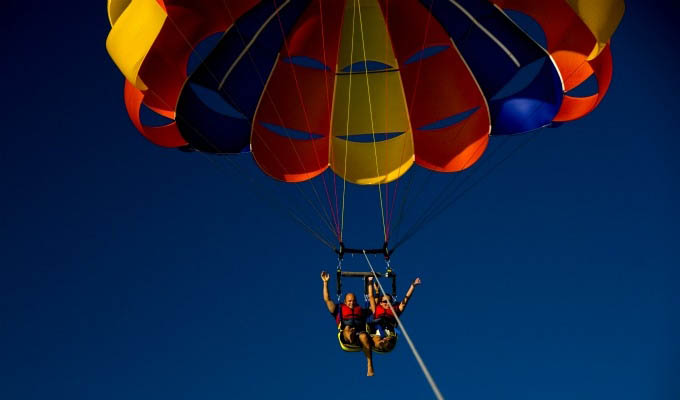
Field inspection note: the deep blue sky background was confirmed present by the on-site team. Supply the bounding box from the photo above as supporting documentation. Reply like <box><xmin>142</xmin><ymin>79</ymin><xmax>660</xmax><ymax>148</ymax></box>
<box><xmin>2</xmin><ymin>1</ymin><xmax>679</xmax><ymax>399</ymax></box>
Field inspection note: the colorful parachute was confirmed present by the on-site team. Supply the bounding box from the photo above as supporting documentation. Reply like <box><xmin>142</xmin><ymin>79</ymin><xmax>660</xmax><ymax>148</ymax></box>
<box><xmin>107</xmin><ymin>0</ymin><xmax>624</xmax><ymax>186</ymax></box>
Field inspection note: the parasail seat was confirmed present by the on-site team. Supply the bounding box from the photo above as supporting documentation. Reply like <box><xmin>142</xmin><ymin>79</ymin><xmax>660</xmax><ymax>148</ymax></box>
<box><xmin>337</xmin><ymin>321</ymin><xmax>398</xmax><ymax>353</ymax></box>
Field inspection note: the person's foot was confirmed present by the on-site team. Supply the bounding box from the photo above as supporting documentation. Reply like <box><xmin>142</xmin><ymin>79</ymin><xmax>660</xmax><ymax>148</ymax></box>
<box><xmin>367</xmin><ymin>368</ymin><xmax>374</xmax><ymax>377</ymax></box>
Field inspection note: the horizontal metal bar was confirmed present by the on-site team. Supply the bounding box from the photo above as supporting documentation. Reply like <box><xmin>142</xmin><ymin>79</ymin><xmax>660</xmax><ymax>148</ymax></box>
<box><xmin>340</xmin><ymin>271</ymin><xmax>397</xmax><ymax>278</ymax></box>
<box><xmin>341</xmin><ymin>271</ymin><xmax>382</xmax><ymax>277</ymax></box>
<box><xmin>336</xmin><ymin>247</ymin><xmax>385</xmax><ymax>254</ymax></box>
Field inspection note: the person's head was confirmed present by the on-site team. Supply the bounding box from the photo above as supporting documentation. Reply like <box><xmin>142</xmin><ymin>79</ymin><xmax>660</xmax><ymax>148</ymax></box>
<box><xmin>344</xmin><ymin>293</ymin><xmax>357</xmax><ymax>308</ymax></box>
<box><xmin>379</xmin><ymin>294</ymin><xmax>393</xmax><ymax>307</ymax></box>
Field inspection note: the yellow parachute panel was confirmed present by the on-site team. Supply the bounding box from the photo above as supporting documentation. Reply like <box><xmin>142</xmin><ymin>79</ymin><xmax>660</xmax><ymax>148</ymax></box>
<box><xmin>567</xmin><ymin>0</ymin><xmax>625</xmax><ymax>59</ymax></box>
<box><xmin>106</xmin><ymin>0</ymin><xmax>167</xmax><ymax>90</ymax></box>
<box><xmin>330</xmin><ymin>0</ymin><xmax>414</xmax><ymax>185</ymax></box>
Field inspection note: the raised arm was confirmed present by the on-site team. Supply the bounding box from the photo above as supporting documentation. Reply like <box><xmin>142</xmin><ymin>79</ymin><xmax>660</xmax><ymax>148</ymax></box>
<box><xmin>321</xmin><ymin>271</ymin><xmax>337</xmax><ymax>314</ymax></box>
<box><xmin>367</xmin><ymin>277</ymin><xmax>377</xmax><ymax>313</ymax></box>
<box><xmin>398</xmin><ymin>277</ymin><xmax>421</xmax><ymax>313</ymax></box>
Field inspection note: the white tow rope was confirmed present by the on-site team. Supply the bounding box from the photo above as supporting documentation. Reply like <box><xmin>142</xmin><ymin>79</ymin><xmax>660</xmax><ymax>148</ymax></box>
<box><xmin>363</xmin><ymin>251</ymin><xmax>445</xmax><ymax>400</ymax></box>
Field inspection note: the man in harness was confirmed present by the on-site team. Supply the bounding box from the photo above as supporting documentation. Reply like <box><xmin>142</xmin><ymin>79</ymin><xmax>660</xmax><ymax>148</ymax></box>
<box><xmin>321</xmin><ymin>270</ymin><xmax>375</xmax><ymax>376</ymax></box>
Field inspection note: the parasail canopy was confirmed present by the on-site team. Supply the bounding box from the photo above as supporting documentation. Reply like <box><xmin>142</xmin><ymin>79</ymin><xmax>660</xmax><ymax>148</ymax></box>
<box><xmin>106</xmin><ymin>0</ymin><xmax>625</xmax><ymax>250</ymax></box>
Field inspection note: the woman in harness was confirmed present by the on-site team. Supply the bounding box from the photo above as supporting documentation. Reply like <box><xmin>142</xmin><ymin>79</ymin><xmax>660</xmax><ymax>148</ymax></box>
<box><xmin>321</xmin><ymin>271</ymin><xmax>375</xmax><ymax>376</ymax></box>
<box><xmin>367</xmin><ymin>276</ymin><xmax>422</xmax><ymax>352</ymax></box>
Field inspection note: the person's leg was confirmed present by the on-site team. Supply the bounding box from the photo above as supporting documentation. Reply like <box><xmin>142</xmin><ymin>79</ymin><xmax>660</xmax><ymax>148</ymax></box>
<box><xmin>371</xmin><ymin>335</ymin><xmax>382</xmax><ymax>349</ymax></box>
<box><xmin>358</xmin><ymin>332</ymin><xmax>374</xmax><ymax>376</ymax></box>
<box><xmin>342</xmin><ymin>326</ymin><xmax>356</xmax><ymax>344</ymax></box>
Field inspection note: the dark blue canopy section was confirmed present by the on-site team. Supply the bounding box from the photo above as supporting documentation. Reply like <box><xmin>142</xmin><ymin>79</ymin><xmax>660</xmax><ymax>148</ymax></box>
<box><xmin>404</xmin><ymin>45</ymin><xmax>449</xmax><ymax>65</ymax></box>
<box><xmin>176</xmin><ymin>0</ymin><xmax>312</xmax><ymax>153</ymax></box>
<box><xmin>283</xmin><ymin>56</ymin><xmax>330</xmax><ymax>71</ymax></box>
<box><xmin>418</xmin><ymin>107</ymin><xmax>479</xmax><ymax>131</ymax></box>
<box><xmin>259</xmin><ymin>122</ymin><xmax>322</xmax><ymax>140</ymax></box>
<box><xmin>337</xmin><ymin>132</ymin><xmax>406</xmax><ymax>143</ymax></box>
<box><xmin>489</xmin><ymin>58</ymin><xmax>563</xmax><ymax>135</ymax></box>
<box><xmin>341</xmin><ymin>61</ymin><xmax>394</xmax><ymax>73</ymax></box>
<box><xmin>420</xmin><ymin>0</ymin><xmax>563</xmax><ymax>135</ymax></box>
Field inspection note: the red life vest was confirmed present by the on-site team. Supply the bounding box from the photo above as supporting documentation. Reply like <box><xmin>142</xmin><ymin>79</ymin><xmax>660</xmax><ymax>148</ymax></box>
<box><xmin>336</xmin><ymin>304</ymin><xmax>365</xmax><ymax>328</ymax></box>
<box><xmin>374</xmin><ymin>304</ymin><xmax>398</xmax><ymax>325</ymax></box>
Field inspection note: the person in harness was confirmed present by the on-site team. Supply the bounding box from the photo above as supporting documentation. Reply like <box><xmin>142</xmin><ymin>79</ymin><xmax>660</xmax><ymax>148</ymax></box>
<box><xmin>321</xmin><ymin>270</ymin><xmax>375</xmax><ymax>376</ymax></box>
<box><xmin>367</xmin><ymin>276</ymin><xmax>421</xmax><ymax>352</ymax></box>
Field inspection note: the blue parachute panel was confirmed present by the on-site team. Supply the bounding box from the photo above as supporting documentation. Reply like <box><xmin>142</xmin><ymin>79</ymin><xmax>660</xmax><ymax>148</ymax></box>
<box><xmin>420</xmin><ymin>0</ymin><xmax>563</xmax><ymax>135</ymax></box>
<box><xmin>489</xmin><ymin>58</ymin><xmax>563</xmax><ymax>135</ymax></box>
<box><xmin>176</xmin><ymin>0</ymin><xmax>312</xmax><ymax>153</ymax></box>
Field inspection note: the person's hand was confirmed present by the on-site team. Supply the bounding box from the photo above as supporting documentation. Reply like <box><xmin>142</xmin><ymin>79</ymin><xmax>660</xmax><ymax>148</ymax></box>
<box><xmin>412</xmin><ymin>277</ymin><xmax>421</xmax><ymax>286</ymax></box>
<box><xmin>321</xmin><ymin>271</ymin><xmax>330</xmax><ymax>282</ymax></box>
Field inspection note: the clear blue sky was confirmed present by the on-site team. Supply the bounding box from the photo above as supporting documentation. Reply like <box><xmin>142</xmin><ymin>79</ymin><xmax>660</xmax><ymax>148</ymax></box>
<box><xmin>2</xmin><ymin>1</ymin><xmax>678</xmax><ymax>399</ymax></box>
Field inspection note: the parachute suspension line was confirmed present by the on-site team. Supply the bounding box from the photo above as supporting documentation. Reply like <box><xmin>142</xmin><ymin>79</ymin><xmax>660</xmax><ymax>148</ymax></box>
<box><xmin>220</xmin><ymin>1</ymin><xmax>337</xmax><ymax>237</ymax></box>
<box><xmin>387</xmin><ymin>2</ymin><xmax>506</xmax><ymax>248</ymax></box>
<box><xmin>395</xmin><ymin>69</ymin><xmax>553</xmax><ymax>250</ymax></box>
<box><xmin>340</xmin><ymin>0</ymin><xmax>358</xmax><ymax>243</ymax></box>
<box><xmin>382</xmin><ymin>1</ymin><xmax>389</xmax><ymax>236</ymax></box>
<box><xmin>161</xmin><ymin>5</ymin><xmax>338</xmax><ymax>244</ymax></box>
<box><xmin>397</xmin><ymin>0</ymin><xmax>573</xmax><ymax>246</ymax></box>
<box><xmin>260</xmin><ymin>1</ymin><xmax>337</xmax><ymax>239</ymax></box>
<box><xmin>393</xmin><ymin>140</ymin><xmax>505</xmax><ymax>250</ymax></box>
<box><xmin>382</xmin><ymin>0</ymin><xmax>394</xmax><ymax>238</ymax></box>
<box><xmin>417</xmin><ymin>103</ymin><xmax>549</xmax><ymax>237</ymax></box>
<box><xmin>389</xmin><ymin>0</ymin><xmax>507</xmax><ymax>245</ymax></box>
<box><xmin>388</xmin><ymin>0</ymin><xmax>455</xmax><ymax>243</ymax></box>
<box><xmin>385</xmin><ymin>0</ymin><xmax>436</xmax><ymax>241</ymax></box>
<box><xmin>202</xmin><ymin>152</ymin><xmax>337</xmax><ymax>250</ymax></box>
<box><xmin>273</xmin><ymin>0</ymin><xmax>341</xmax><ymax>239</ymax></box>
<box><xmin>141</xmin><ymin>84</ymin><xmax>338</xmax><ymax>248</ymax></box>
<box><xmin>245</xmin><ymin>124</ymin><xmax>339</xmax><ymax>239</ymax></box>
<box><xmin>362</xmin><ymin>251</ymin><xmax>444</xmax><ymax>400</ymax></box>
<box><xmin>217</xmin><ymin>0</ymin><xmax>291</xmax><ymax>91</ymax></box>
<box><xmin>390</xmin><ymin>167</ymin><xmax>428</xmax><ymax>245</ymax></box>
<box><xmin>164</xmin><ymin>8</ymin><xmax>225</xmax><ymax>94</ymax></box>
<box><xmin>136</xmin><ymin>86</ymin><xmax>338</xmax><ymax>248</ymax></box>
<box><xmin>392</xmin><ymin>0</ymin><xmax>562</xmax><ymax>244</ymax></box>
<box><xmin>394</xmin><ymin>133</ymin><xmax>538</xmax><ymax>250</ymax></box>
<box><xmin>317</xmin><ymin>0</ymin><xmax>342</xmax><ymax>239</ymax></box>
<box><xmin>394</xmin><ymin>130</ymin><xmax>495</xmax><ymax>247</ymax></box>
<box><xmin>217</xmin><ymin>0</ymin><xmax>339</xmax><ymax>239</ymax></box>
<box><xmin>138</xmin><ymin>80</ymin><xmax>336</xmax><ymax>249</ymax></box>
<box><xmin>356</xmin><ymin>0</ymin><xmax>387</xmax><ymax>242</ymax></box>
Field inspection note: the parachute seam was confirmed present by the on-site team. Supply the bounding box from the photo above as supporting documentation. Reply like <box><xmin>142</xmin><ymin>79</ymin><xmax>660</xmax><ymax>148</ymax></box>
<box><xmin>163</xmin><ymin>2</ymin><xmax>338</xmax><ymax>244</ymax></box>
<box><xmin>218</xmin><ymin>0</ymin><xmax>291</xmax><ymax>90</ymax></box>
<box><xmin>224</xmin><ymin>1</ymin><xmax>338</xmax><ymax>237</ymax></box>
<box><xmin>447</xmin><ymin>0</ymin><xmax>520</xmax><ymax>67</ymax></box>
<box><xmin>318</xmin><ymin>0</ymin><xmax>343</xmax><ymax>239</ymax></box>
<box><xmin>273</xmin><ymin>0</ymin><xmax>341</xmax><ymax>238</ymax></box>
<box><xmin>386</xmin><ymin>0</ymin><xmax>436</xmax><ymax>240</ymax></box>
<box><xmin>136</xmin><ymin>84</ymin><xmax>336</xmax><ymax>249</ymax></box>
<box><xmin>356</xmin><ymin>0</ymin><xmax>387</xmax><ymax>241</ymax></box>
<box><xmin>340</xmin><ymin>0</ymin><xmax>358</xmax><ymax>242</ymax></box>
